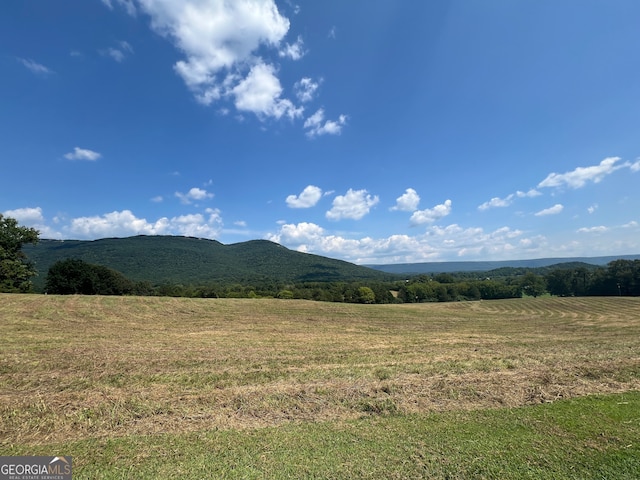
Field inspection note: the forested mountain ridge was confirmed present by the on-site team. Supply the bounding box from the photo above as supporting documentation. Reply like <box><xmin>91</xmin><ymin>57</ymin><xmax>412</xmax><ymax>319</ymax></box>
<box><xmin>367</xmin><ymin>255</ymin><xmax>640</xmax><ymax>274</ymax></box>
<box><xmin>24</xmin><ymin>236</ymin><xmax>392</xmax><ymax>291</ymax></box>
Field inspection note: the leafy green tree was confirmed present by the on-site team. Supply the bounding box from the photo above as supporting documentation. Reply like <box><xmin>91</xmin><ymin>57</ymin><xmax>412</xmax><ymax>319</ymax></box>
<box><xmin>45</xmin><ymin>258</ymin><xmax>134</xmax><ymax>295</ymax></box>
<box><xmin>356</xmin><ymin>286</ymin><xmax>376</xmax><ymax>304</ymax></box>
<box><xmin>519</xmin><ymin>272</ymin><xmax>547</xmax><ymax>298</ymax></box>
<box><xmin>0</xmin><ymin>214</ymin><xmax>39</xmax><ymax>292</ymax></box>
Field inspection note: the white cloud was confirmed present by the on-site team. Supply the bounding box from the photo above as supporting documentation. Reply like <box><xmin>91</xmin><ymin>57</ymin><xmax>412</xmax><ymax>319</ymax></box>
<box><xmin>622</xmin><ymin>221</ymin><xmax>638</xmax><ymax>229</ymax></box>
<box><xmin>18</xmin><ymin>58</ymin><xmax>53</xmax><ymax>75</ymax></box>
<box><xmin>64</xmin><ymin>147</ymin><xmax>101</xmax><ymax>161</ymax></box>
<box><xmin>409</xmin><ymin>199</ymin><xmax>452</xmax><ymax>225</ymax></box>
<box><xmin>535</xmin><ymin>204</ymin><xmax>564</xmax><ymax>216</ymax></box>
<box><xmin>232</xmin><ymin>62</ymin><xmax>302</xmax><ymax>119</ymax></box>
<box><xmin>66</xmin><ymin>209</ymin><xmax>222</xmax><ymax>239</ymax></box>
<box><xmin>326</xmin><ymin>189</ymin><xmax>379</xmax><ymax>221</ymax></box>
<box><xmin>102</xmin><ymin>0</ymin><xmax>137</xmax><ymax>16</ymax></box>
<box><xmin>2</xmin><ymin>207</ymin><xmax>61</xmax><ymax>238</ymax></box>
<box><xmin>631</xmin><ymin>159</ymin><xmax>640</xmax><ymax>173</ymax></box>
<box><xmin>286</xmin><ymin>185</ymin><xmax>323</xmax><ymax>208</ymax></box>
<box><xmin>136</xmin><ymin>0</ymin><xmax>294</xmax><ymax>118</ymax></box>
<box><xmin>279</xmin><ymin>35</ymin><xmax>306</xmax><ymax>60</ymax></box>
<box><xmin>587</xmin><ymin>204</ymin><xmax>598</xmax><ymax>214</ymax></box>
<box><xmin>577</xmin><ymin>226</ymin><xmax>609</xmax><ymax>234</ymax></box>
<box><xmin>3</xmin><ymin>207</ymin><xmax>44</xmax><ymax>225</ymax></box>
<box><xmin>267</xmin><ymin>221</ymin><xmax>535</xmax><ymax>264</ymax></box>
<box><xmin>304</xmin><ymin>109</ymin><xmax>347</xmax><ymax>137</ymax></box>
<box><xmin>538</xmin><ymin>157</ymin><xmax>627</xmax><ymax>189</ymax></box>
<box><xmin>478</xmin><ymin>189</ymin><xmax>541</xmax><ymax>211</ymax></box>
<box><xmin>391</xmin><ymin>188</ymin><xmax>420</xmax><ymax>212</ymax></box>
<box><xmin>175</xmin><ymin>187</ymin><xmax>214</xmax><ymax>204</ymax></box>
<box><xmin>294</xmin><ymin>77</ymin><xmax>320</xmax><ymax>103</ymax></box>
<box><xmin>102</xmin><ymin>41</ymin><xmax>134</xmax><ymax>62</ymax></box>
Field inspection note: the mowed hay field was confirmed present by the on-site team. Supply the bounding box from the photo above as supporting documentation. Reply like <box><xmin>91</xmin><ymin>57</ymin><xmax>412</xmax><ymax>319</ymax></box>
<box><xmin>1</xmin><ymin>294</ymin><xmax>640</xmax><ymax>478</ymax></box>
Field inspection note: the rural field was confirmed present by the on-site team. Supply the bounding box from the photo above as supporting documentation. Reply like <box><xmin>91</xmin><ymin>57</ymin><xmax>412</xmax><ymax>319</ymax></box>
<box><xmin>1</xmin><ymin>294</ymin><xmax>639</xmax><ymax>478</ymax></box>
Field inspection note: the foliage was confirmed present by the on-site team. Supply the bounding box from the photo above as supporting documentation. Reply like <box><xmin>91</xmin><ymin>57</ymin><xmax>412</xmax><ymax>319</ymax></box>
<box><xmin>45</xmin><ymin>258</ymin><xmax>145</xmax><ymax>295</ymax></box>
<box><xmin>0</xmin><ymin>214</ymin><xmax>39</xmax><ymax>292</ymax></box>
<box><xmin>24</xmin><ymin>236</ymin><xmax>393</xmax><ymax>291</ymax></box>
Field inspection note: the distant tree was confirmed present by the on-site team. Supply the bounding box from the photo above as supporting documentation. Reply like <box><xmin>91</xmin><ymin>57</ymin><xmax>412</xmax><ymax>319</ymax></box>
<box><xmin>45</xmin><ymin>258</ymin><xmax>133</xmax><ymax>295</ymax></box>
<box><xmin>0</xmin><ymin>214</ymin><xmax>39</xmax><ymax>292</ymax></box>
<box><xmin>356</xmin><ymin>286</ymin><xmax>376</xmax><ymax>304</ymax></box>
<box><xmin>277</xmin><ymin>289</ymin><xmax>294</xmax><ymax>299</ymax></box>
<box><xmin>519</xmin><ymin>272</ymin><xmax>547</xmax><ymax>298</ymax></box>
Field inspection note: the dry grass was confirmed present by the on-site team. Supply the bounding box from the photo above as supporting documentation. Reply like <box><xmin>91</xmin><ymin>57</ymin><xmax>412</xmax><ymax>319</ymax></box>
<box><xmin>1</xmin><ymin>294</ymin><xmax>639</xmax><ymax>447</ymax></box>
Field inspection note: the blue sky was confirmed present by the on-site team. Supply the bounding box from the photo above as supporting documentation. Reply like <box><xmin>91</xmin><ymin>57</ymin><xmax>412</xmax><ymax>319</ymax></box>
<box><xmin>2</xmin><ymin>1</ymin><xmax>640</xmax><ymax>264</ymax></box>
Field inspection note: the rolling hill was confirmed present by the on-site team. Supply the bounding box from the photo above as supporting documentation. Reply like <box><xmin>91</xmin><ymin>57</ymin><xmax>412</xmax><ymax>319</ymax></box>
<box><xmin>366</xmin><ymin>255</ymin><xmax>640</xmax><ymax>275</ymax></box>
<box><xmin>23</xmin><ymin>236</ymin><xmax>392</xmax><ymax>291</ymax></box>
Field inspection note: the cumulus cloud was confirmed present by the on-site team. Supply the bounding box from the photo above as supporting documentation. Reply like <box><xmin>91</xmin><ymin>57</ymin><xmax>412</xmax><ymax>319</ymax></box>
<box><xmin>304</xmin><ymin>109</ymin><xmax>347</xmax><ymax>137</ymax></box>
<box><xmin>535</xmin><ymin>204</ymin><xmax>564</xmax><ymax>216</ymax></box>
<box><xmin>18</xmin><ymin>58</ymin><xmax>53</xmax><ymax>75</ymax></box>
<box><xmin>279</xmin><ymin>35</ymin><xmax>306</xmax><ymax>60</ymax></box>
<box><xmin>326</xmin><ymin>189</ymin><xmax>379</xmax><ymax>221</ymax></box>
<box><xmin>102</xmin><ymin>40</ymin><xmax>134</xmax><ymax>62</ymax></box>
<box><xmin>538</xmin><ymin>157</ymin><xmax>627</xmax><ymax>189</ymax></box>
<box><xmin>101</xmin><ymin>0</ymin><xmax>137</xmax><ymax>16</ymax></box>
<box><xmin>294</xmin><ymin>77</ymin><xmax>320</xmax><ymax>103</ymax></box>
<box><xmin>267</xmin><ymin>221</ymin><xmax>534</xmax><ymax>264</ymax></box>
<box><xmin>175</xmin><ymin>187</ymin><xmax>214</xmax><ymax>204</ymax></box>
<box><xmin>135</xmin><ymin>0</ymin><xmax>297</xmax><ymax>119</ymax></box>
<box><xmin>232</xmin><ymin>62</ymin><xmax>302</xmax><ymax>119</ymax></box>
<box><xmin>631</xmin><ymin>159</ymin><xmax>640</xmax><ymax>173</ymax></box>
<box><xmin>390</xmin><ymin>188</ymin><xmax>420</xmax><ymax>212</ymax></box>
<box><xmin>577</xmin><ymin>226</ymin><xmax>609</xmax><ymax>234</ymax></box>
<box><xmin>3</xmin><ymin>207</ymin><xmax>62</xmax><ymax>239</ymax></box>
<box><xmin>67</xmin><ymin>209</ymin><xmax>222</xmax><ymax>239</ymax></box>
<box><xmin>286</xmin><ymin>185</ymin><xmax>323</xmax><ymax>208</ymax></box>
<box><xmin>409</xmin><ymin>199</ymin><xmax>452</xmax><ymax>226</ymax></box>
<box><xmin>64</xmin><ymin>147</ymin><xmax>102</xmax><ymax>161</ymax></box>
<box><xmin>478</xmin><ymin>189</ymin><xmax>541</xmax><ymax>211</ymax></box>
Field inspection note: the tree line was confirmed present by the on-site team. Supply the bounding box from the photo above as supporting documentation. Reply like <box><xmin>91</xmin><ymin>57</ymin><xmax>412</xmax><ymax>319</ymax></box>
<box><xmin>2</xmin><ymin>215</ymin><xmax>639</xmax><ymax>301</ymax></box>
<box><xmin>40</xmin><ymin>258</ymin><xmax>640</xmax><ymax>303</ymax></box>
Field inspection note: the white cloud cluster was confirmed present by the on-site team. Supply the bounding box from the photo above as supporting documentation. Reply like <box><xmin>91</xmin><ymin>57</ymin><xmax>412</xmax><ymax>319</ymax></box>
<box><xmin>64</xmin><ymin>147</ymin><xmax>102</xmax><ymax>161</ymax></box>
<box><xmin>102</xmin><ymin>40</ymin><xmax>134</xmax><ymax>62</ymax></box>
<box><xmin>409</xmin><ymin>199</ymin><xmax>452</xmax><ymax>226</ymax></box>
<box><xmin>175</xmin><ymin>187</ymin><xmax>214</xmax><ymax>204</ymax></box>
<box><xmin>326</xmin><ymin>189</ymin><xmax>379</xmax><ymax>221</ymax></box>
<box><xmin>232</xmin><ymin>63</ymin><xmax>302</xmax><ymax>119</ymax></box>
<box><xmin>304</xmin><ymin>109</ymin><xmax>347</xmax><ymax>137</ymax></box>
<box><xmin>538</xmin><ymin>156</ymin><xmax>626</xmax><ymax>189</ymax></box>
<box><xmin>478</xmin><ymin>189</ymin><xmax>541</xmax><ymax>211</ymax></box>
<box><xmin>286</xmin><ymin>185</ymin><xmax>322</xmax><ymax>208</ymax></box>
<box><xmin>279</xmin><ymin>35</ymin><xmax>306</xmax><ymax>60</ymax></box>
<box><xmin>102</xmin><ymin>0</ymin><xmax>347</xmax><ymax>135</ymax></box>
<box><xmin>294</xmin><ymin>77</ymin><xmax>320</xmax><ymax>103</ymax></box>
<box><xmin>390</xmin><ymin>188</ymin><xmax>420</xmax><ymax>212</ymax></box>
<box><xmin>102</xmin><ymin>0</ymin><xmax>137</xmax><ymax>16</ymax></box>
<box><xmin>133</xmin><ymin>1</ymin><xmax>293</xmax><ymax>117</ymax></box>
<box><xmin>535</xmin><ymin>204</ymin><xmax>564</xmax><ymax>216</ymax></box>
<box><xmin>68</xmin><ymin>209</ymin><xmax>222</xmax><ymax>239</ymax></box>
<box><xmin>18</xmin><ymin>58</ymin><xmax>53</xmax><ymax>75</ymax></box>
<box><xmin>267</xmin><ymin>221</ymin><xmax>538</xmax><ymax>264</ymax></box>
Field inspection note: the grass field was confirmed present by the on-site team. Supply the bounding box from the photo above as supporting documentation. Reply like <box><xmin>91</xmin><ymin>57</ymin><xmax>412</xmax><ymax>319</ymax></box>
<box><xmin>1</xmin><ymin>294</ymin><xmax>639</xmax><ymax>478</ymax></box>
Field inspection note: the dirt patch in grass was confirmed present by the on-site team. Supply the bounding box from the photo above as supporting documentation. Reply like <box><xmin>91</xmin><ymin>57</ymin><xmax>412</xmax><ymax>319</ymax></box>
<box><xmin>1</xmin><ymin>295</ymin><xmax>639</xmax><ymax>446</ymax></box>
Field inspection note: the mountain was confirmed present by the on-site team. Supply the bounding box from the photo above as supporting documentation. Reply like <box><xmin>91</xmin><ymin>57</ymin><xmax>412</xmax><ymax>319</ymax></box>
<box><xmin>366</xmin><ymin>255</ymin><xmax>640</xmax><ymax>275</ymax></box>
<box><xmin>23</xmin><ymin>236</ymin><xmax>391</xmax><ymax>292</ymax></box>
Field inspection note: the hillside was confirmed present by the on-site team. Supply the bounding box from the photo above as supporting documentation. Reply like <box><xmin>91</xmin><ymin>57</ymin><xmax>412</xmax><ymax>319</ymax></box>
<box><xmin>23</xmin><ymin>236</ymin><xmax>391</xmax><ymax>291</ymax></box>
<box><xmin>366</xmin><ymin>255</ymin><xmax>640</xmax><ymax>275</ymax></box>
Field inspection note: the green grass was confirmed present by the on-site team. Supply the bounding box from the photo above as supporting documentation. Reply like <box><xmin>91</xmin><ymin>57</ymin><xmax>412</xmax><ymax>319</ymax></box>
<box><xmin>1</xmin><ymin>295</ymin><xmax>639</xmax><ymax>478</ymax></box>
<box><xmin>4</xmin><ymin>392</ymin><xmax>638</xmax><ymax>479</ymax></box>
